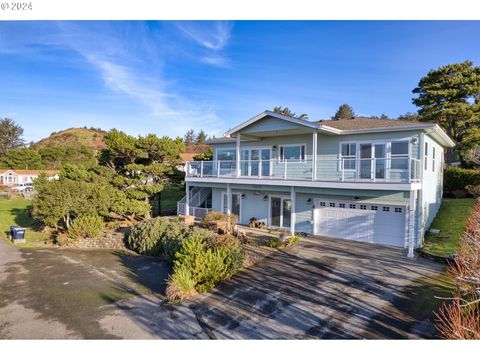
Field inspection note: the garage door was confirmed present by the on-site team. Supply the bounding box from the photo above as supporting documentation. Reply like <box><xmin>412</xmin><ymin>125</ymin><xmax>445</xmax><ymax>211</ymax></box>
<box><xmin>313</xmin><ymin>199</ymin><xmax>406</xmax><ymax>247</ymax></box>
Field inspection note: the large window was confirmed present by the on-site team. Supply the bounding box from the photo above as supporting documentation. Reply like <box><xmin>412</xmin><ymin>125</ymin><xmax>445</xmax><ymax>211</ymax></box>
<box><xmin>279</xmin><ymin>144</ymin><xmax>306</xmax><ymax>162</ymax></box>
<box><xmin>341</xmin><ymin>143</ymin><xmax>356</xmax><ymax>170</ymax></box>
<box><xmin>216</xmin><ymin>148</ymin><xmax>236</xmax><ymax>161</ymax></box>
<box><xmin>391</xmin><ymin>141</ymin><xmax>409</xmax><ymax>170</ymax></box>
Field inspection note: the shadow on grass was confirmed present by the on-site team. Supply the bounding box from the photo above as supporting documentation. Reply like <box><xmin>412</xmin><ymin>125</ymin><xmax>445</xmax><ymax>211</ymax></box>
<box><xmin>11</xmin><ymin>205</ymin><xmax>43</xmax><ymax>231</ymax></box>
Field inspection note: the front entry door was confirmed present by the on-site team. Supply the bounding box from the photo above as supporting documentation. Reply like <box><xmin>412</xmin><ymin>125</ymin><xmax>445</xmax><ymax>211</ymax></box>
<box><xmin>270</xmin><ymin>196</ymin><xmax>291</xmax><ymax>228</ymax></box>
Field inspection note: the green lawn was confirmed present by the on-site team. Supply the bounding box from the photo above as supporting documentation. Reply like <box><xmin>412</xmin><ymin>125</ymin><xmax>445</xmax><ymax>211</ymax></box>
<box><xmin>159</xmin><ymin>184</ymin><xmax>185</xmax><ymax>215</ymax></box>
<box><xmin>0</xmin><ymin>197</ymin><xmax>49</xmax><ymax>246</ymax></box>
<box><xmin>422</xmin><ymin>198</ymin><xmax>476</xmax><ymax>257</ymax></box>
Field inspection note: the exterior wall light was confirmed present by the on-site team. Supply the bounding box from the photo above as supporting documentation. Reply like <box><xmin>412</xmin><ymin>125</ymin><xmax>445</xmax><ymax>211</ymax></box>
<box><xmin>263</xmin><ymin>195</ymin><xmax>268</xmax><ymax>201</ymax></box>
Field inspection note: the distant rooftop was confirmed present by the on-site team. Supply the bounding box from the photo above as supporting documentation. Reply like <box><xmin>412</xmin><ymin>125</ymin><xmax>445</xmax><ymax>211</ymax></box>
<box><xmin>0</xmin><ymin>169</ymin><xmax>60</xmax><ymax>175</ymax></box>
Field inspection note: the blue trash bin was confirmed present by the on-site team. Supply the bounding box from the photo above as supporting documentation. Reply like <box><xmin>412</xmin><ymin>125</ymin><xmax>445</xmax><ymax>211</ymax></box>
<box><xmin>10</xmin><ymin>226</ymin><xmax>26</xmax><ymax>243</ymax></box>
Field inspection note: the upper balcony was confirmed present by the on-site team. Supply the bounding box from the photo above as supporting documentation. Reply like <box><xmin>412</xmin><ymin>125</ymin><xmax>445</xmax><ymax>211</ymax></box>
<box><xmin>185</xmin><ymin>156</ymin><xmax>421</xmax><ymax>184</ymax></box>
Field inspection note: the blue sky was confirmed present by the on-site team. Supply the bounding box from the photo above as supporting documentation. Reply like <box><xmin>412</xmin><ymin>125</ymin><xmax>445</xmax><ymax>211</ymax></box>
<box><xmin>0</xmin><ymin>21</ymin><xmax>479</xmax><ymax>142</ymax></box>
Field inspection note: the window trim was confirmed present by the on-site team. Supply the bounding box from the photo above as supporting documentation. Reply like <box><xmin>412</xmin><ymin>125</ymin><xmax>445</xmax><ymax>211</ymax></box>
<box><xmin>424</xmin><ymin>142</ymin><xmax>429</xmax><ymax>171</ymax></box>
<box><xmin>221</xmin><ymin>191</ymin><xmax>242</xmax><ymax>219</ymax></box>
<box><xmin>278</xmin><ymin>143</ymin><xmax>307</xmax><ymax>163</ymax></box>
<box><xmin>341</xmin><ymin>143</ymin><xmax>357</xmax><ymax>171</ymax></box>
<box><xmin>239</xmin><ymin>146</ymin><xmax>273</xmax><ymax>177</ymax></box>
<box><xmin>390</xmin><ymin>140</ymin><xmax>410</xmax><ymax>171</ymax></box>
<box><xmin>432</xmin><ymin>146</ymin><xmax>436</xmax><ymax>172</ymax></box>
<box><xmin>338</xmin><ymin>139</ymin><xmax>412</xmax><ymax>175</ymax></box>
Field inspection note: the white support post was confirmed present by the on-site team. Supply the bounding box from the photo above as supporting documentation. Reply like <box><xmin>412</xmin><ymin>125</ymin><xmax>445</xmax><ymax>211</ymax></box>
<box><xmin>407</xmin><ymin>189</ymin><xmax>417</xmax><ymax>258</ymax></box>
<box><xmin>312</xmin><ymin>130</ymin><xmax>317</xmax><ymax>181</ymax></box>
<box><xmin>290</xmin><ymin>186</ymin><xmax>296</xmax><ymax>236</ymax></box>
<box><xmin>236</xmin><ymin>134</ymin><xmax>241</xmax><ymax>177</ymax></box>
<box><xmin>284</xmin><ymin>160</ymin><xmax>288</xmax><ymax>179</ymax></box>
<box><xmin>185</xmin><ymin>182</ymin><xmax>190</xmax><ymax>216</ymax></box>
<box><xmin>227</xmin><ymin>183</ymin><xmax>232</xmax><ymax>216</ymax></box>
<box><xmin>200</xmin><ymin>161</ymin><xmax>204</xmax><ymax>177</ymax></box>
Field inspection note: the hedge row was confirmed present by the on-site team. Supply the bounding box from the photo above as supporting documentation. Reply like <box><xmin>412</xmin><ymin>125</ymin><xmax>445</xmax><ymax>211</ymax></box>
<box><xmin>444</xmin><ymin>166</ymin><xmax>480</xmax><ymax>194</ymax></box>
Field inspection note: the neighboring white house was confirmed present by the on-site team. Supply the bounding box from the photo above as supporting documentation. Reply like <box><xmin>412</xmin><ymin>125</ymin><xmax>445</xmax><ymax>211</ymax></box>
<box><xmin>177</xmin><ymin>110</ymin><xmax>455</xmax><ymax>257</ymax></box>
<box><xmin>0</xmin><ymin>169</ymin><xmax>60</xmax><ymax>186</ymax></box>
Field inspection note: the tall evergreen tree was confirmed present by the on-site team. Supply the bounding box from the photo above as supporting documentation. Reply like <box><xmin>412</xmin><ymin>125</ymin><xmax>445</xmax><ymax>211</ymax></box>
<box><xmin>196</xmin><ymin>130</ymin><xmax>208</xmax><ymax>145</ymax></box>
<box><xmin>397</xmin><ymin>112</ymin><xmax>419</xmax><ymax>121</ymax></box>
<box><xmin>412</xmin><ymin>61</ymin><xmax>480</xmax><ymax>164</ymax></box>
<box><xmin>0</xmin><ymin>118</ymin><xmax>24</xmax><ymax>156</ymax></box>
<box><xmin>332</xmin><ymin>104</ymin><xmax>355</xmax><ymax>120</ymax></box>
<box><xmin>183</xmin><ymin>129</ymin><xmax>196</xmax><ymax>145</ymax></box>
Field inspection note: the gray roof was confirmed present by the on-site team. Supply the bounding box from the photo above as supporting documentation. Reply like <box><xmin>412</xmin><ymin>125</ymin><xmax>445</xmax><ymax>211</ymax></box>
<box><xmin>317</xmin><ymin>117</ymin><xmax>433</xmax><ymax>131</ymax></box>
<box><xmin>205</xmin><ymin>137</ymin><xmax>235</xmax><ymax>145</ymax></box>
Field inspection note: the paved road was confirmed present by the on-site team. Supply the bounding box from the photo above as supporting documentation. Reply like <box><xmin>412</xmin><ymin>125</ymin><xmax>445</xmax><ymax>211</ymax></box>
<box><xmin>0</xmin><ymin>236</ymin><xmax>449</xmax><ymax>339</ymax></box>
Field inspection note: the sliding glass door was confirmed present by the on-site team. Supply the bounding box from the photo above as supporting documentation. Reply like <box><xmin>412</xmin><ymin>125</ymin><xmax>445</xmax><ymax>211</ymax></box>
<box><xmin>270</xmin><ymin>196</ymin><xmax>292</xmax><ymax>228</ymax></box>
<box><xmin>359</xmin><ymin>143</ymin><xmax>386</xmax><ymax>180</ymax></box>
<box><xmin>240</xmin><ymin>148</ymin><xmax>271</xmax><ymax>177</ymax></box>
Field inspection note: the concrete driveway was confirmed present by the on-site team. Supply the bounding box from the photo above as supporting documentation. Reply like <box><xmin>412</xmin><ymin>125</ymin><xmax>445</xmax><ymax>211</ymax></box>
<box><xmin>0</xmin><ymin>236</ymin><xmax>450</xmax><ymax>339</ymax></box>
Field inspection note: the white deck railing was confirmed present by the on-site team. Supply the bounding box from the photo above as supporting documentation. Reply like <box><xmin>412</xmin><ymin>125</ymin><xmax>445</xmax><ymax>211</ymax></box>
<box><xmin>176</xmin><ymin>202</ymin><xmax>212</xmax><ymax>219</ymax></box>
<box><xmin>185</xmin><ymin>157</ymin><xmax>421</xmax><ymax>183</ymax></box>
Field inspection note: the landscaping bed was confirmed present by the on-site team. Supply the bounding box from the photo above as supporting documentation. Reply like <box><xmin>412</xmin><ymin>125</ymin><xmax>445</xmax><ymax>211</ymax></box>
<box><xmin>127</xmin><ymin>212</ymin><xmax>301</xmax><ymax>303</ymax></box>
<box><xmin>422</xmin><ymin>198</ymin><xmax>475</xmax><ymax>257</ymax></box>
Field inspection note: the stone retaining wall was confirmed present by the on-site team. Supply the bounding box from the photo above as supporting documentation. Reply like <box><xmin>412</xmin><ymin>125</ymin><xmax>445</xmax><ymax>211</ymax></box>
<box><xmin>69</xmin><ymin>228</ymin><xmax>129</xmax><ymax>250</ymax></box>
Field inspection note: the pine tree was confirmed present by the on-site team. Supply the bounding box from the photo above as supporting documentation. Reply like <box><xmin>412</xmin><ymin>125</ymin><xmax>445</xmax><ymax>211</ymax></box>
<box><xmin>332</xmin><ymin>104</ymin><xmax>355</xmax><ymax>120</ymax></box>
<box><xmin>272</xmin><ymin>106</ymin><xmax>308</xmax><ymax>120</ymax></box>
<box><xmin>412</xmin><ymin>61</ymin><xmax>480</xmax><ymax>164</ymax></box>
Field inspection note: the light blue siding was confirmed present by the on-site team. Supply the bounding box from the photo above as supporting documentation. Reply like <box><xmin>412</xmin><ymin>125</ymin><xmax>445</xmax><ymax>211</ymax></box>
<box><xmin>212</xmin><ymin>130</ymin><xmax>421</xmax><ymax>162</ymax></box>
<box><xmin>208</xmin><ymin>184</ymin><xmax>407</xmax><ymax>234</ymax></box>
<box><xmin>295</xmin><ymin>193</ymin><xmax>314</xmax><ymax>233</ymax></box>
<box><xmin>420</xmin><ymin>134</ymin><xmax>444</xmax><ymax>234</ymax></box>
<box><xmin>240</xmin><ymin>116</ymin><xmax>309</xmax><ymax>134</ymax></box>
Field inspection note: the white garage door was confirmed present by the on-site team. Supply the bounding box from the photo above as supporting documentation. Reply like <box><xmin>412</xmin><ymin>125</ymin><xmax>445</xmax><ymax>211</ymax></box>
<box><xmin>313</xmin><ymin>199</ymin><xmax>406</xmax><ymax>247</ymax></box>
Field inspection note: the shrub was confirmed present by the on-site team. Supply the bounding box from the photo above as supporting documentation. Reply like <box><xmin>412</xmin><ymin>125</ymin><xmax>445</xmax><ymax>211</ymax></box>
<box><xmin>202</xmin><ymin>211</ymin><xmax>238</xmax><ymax>226</ymax></box>
<box><xmin>466</xmin><ymin>185</ymin><xmax>480</xmax><ymax>198</ymax></box>
<box><xmin>161</xmin><ymin>225</ymin><xmax>215</xmax><ymax>261</ymax></box>
<box><xmin>68</xmin><ymin>214</ymin><xmax>104</xmax><ymax>239</ymax></box>
<box><xmin>127</xmin><ymin>217</ymin><xmax>216</xmax><ymax>260</ymax></box>
<box><xmin>165</xmin><ymin>263</ymin><xmax>197</xmax><ymax>303</ymax></box>
<box><xmin>265</xmin><ymin>238</ymin><xmax>282</xmax><ymax>248</ymax></box>
<box><xmin>434</xmin><ymin>200</ymin><xmax>480</xmax><ymax>339</ymax></box>
<box><xmin>127</xmin><ymin>217</ymin><xmax>170</xmax><ymax>256</ymax></box>
<box><xmin>168</xmin><ymin>233</ymin><xmax>245</xmax><ymax>297</ymax></box>
<box><xmin>287</xmin><ymin>235</ymin><xmax>301</xmax><ymax>246</ymax></box>
<box><xmin>444</xmin><ymin>166</ymin><xmax>480</xmax><ymax>195</ymax></box>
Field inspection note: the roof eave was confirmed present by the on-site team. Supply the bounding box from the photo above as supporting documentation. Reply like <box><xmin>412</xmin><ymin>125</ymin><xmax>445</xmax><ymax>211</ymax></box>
<box><xmin>224</xmin><ymin>110</ymin><xmax>320</xmax><ymax>137</ymax></box>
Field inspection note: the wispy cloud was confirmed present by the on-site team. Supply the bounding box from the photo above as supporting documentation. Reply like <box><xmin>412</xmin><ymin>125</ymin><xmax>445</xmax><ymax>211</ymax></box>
<box><xmin>88</xmin><ymin>55</ymin><xmax>222</xmax><ymax>134</ymax></box>
<box><xmin>175</xmin><ymin>21</ymin><xmax>232</xmax><ymax>51</ymax></box>
<box><xmin>175</xmin><ymin>21</ymin><xmax>233</xmax><ymax>67</ymax></box>
<box><xmin>0</xmin><ymin>21</ymin><xmax>226</xmax><ymax>137</ymax></box>
<box><xmin>201</xmin><ymin>55</ymin><xmax>230</xmax><ymax>67</ymax></box>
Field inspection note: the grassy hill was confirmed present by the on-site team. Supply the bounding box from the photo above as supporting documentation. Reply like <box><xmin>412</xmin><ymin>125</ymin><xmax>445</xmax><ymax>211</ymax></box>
<box><xmin>33</xmin><ymin>127</ymin><xmax>107</xmax><ymax>151</ymax></box>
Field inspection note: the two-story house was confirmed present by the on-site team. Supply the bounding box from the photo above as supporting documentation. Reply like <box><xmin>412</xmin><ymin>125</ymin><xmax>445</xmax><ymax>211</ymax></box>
<box><xmin>177</xmin><ymin>110</ymin><xmax>454</xmax><ymax>257</ymax></box>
